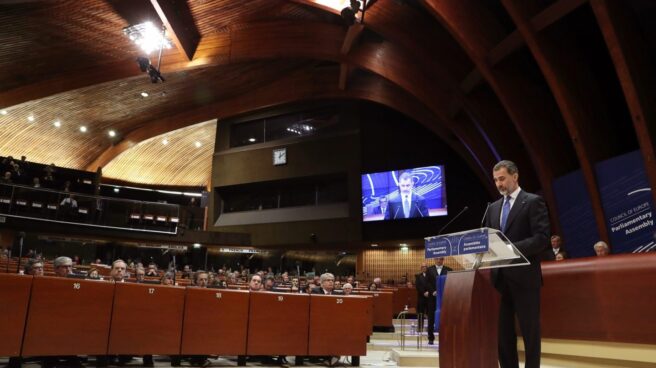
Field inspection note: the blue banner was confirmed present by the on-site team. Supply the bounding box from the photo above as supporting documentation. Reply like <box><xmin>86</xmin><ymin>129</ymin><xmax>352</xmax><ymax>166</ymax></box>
<box><xmin>596</xmin><ymin>151</ymin><xmax>656</xmax><ymax>254</ymax></box>
<box><xmin>434</xmin><ymin>274</ymin><xmax>447</xmax><ymax>333</ymax></box>
<box><xmin>553</xmin><ymin>170</ymin><xmax>598</xmax><ymax>257</ymax></box>
<box><xmin>425</xmin><ymin>229</ymin><xmax>489</xmax><ymax>258</ymax></box>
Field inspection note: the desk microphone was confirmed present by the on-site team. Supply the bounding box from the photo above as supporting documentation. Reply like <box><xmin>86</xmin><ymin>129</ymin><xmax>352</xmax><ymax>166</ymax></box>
<box><xmin>480</xmin><ymin>202</ymin><xmax>491</xmax><ymax>228</ymax></box>
<box><xmin>438</xmin><ymin>206</ymin><xmax>468</xmax><ymax>235</ymax></box>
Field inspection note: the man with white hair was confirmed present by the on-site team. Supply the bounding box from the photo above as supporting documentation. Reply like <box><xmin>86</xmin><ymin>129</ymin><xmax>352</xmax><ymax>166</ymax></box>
<box><xmin>53</xmin><ymin>256</ymin><xmax>73</xmax><ymax>277</ymax></box>
<box><xmin>594</xmin><ymin>241</ymin><xmax>610</xmax><ymax>256</ymax></box>
<box><xmin>311</xmin><ymin>273</ymin><xmax>342</xmax><ymax>295</ymax></box>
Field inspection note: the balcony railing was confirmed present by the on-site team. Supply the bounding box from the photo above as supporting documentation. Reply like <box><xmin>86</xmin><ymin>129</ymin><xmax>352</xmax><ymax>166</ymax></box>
<box><xmin>0</xmin><ymin>183</ymin><xmax>180</xmax><ymax>234</ymax></box>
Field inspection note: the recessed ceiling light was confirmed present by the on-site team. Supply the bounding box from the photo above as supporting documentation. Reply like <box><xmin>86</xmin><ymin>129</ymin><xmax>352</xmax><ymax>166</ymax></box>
<box><xmin>371</xmin><ymin>243</ymin><xmax>379</xmax><ymax>247</ymax></box>
<box><xmin>399</xmin><ymin>243</ymin><xmax>408</xmax><ymax>247</ymax></box>
<box><xmin>80</xmin><ymin>126</ymin><xmax>87</xmax><ymax>133</ymax></box>
<box><xmin>193</xmin><ymin>243</ymin><xmax>202</xmax><ymax>248</ymax></box>
<box><xmin>108</xmin><ymin>130</ymin><xmax>116</xmax><ymax>137</ymax></box>
<box><xmin>248</xmin><ymin>137</ymin><xmax>256</xmax><ymax>142</ymax></box>
<box><xmin>140</xmin><ymin>92</ymin><xmax>149</xmax><ymax>97</ymax></box>
<box><xmin>162</xmin><ymin>138</ymin><xmax>169</xmax><ymax>145</ymax></box>
<box><xmin>194</xmin><ymin>141</ymin><xmax>202</xmax><ymax>148</ymax></box>
<box><xmin>27</xmin><ymin>115</ymin><xmax>35</xmax><ymax>122</ymax></box>
<box><xmin>113</xmin><ymin>187</ymin><xmax>120</xmax><ymax>193</ymax></box>
<box><xmin>1</xmin><ymin>110</ymin><xmax>7</xmax><ymax>115</ymax></box>
<box><xmin>53</xmin><ymin>120</ymin><xmax>61</xmax><ymax>128</ymax></box>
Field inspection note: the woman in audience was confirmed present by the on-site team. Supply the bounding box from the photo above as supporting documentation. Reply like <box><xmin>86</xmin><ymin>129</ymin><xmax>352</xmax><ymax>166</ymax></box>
<box><xmin>87</xmin><ymin>268</ymin><xmax>100</xmax><ymax>279</ymax></box>
<box><xmin>368</xmin><ymin>282</ymin><xmax>378</xmax><ymax>291</ymax></box>
<box><xmin>161</xmin><ymin>272</ymin><xmax>175</xmax><ymax>285</ymax></box>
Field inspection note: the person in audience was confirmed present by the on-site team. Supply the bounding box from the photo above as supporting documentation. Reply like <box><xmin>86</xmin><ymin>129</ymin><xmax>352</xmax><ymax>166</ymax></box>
<box><xmin>24</xmin><ymin>259</ymin><xmax>44</xmax><ymax>276</ymax></box>
<box><xmin>146</xmin><ymin>263</ymin><xmax>159</xmax><ymax>277</ymax></box>
<box><xmin>291</xmin><ymin>278</ymin><xmax>300</xmax><ymax>292</ymax></box>
<box><xmin>312</xmin><ymin>273</ymin><xmax>341</xmax><ymax>295</ymax></box>
<box><xmin>1</xmin><ymin>171</ymin><xmax>12</xmax><ymax>184</ymax></box>
<box><xmin>280</xmin><ymin>272</ymin><xmax>291</xmax><ymax>286</ymax></box>
<box><xmin>302</xmin><ymin>283</ymin><xmax>313</xmax><ymax>294</ymax></box>
<box><xmin>373</xmin><ymin>277</ymin><xmax>383</xmax><ymax>289</ymax></box>
<box><xmin>88</xmin><ymin>268</ymin><xmax>100</xmax><ymax>279</ymax></box>
<box><xmin>555</xmin><ymin>252</ymin><xmax>567</xmax><ymax>261</ymax></box>
<box><xmin>249</xmin><ymin>274</ymin><xmax>263</xmax><ymax>291</ymax></box>
<box><xmin>32</xmin><ymin>177</ymin><xmax>41</xmax><ymax>188</ymax></box>
<box><xmin>195</xmin><ymin>271</ymin><xmax>209</xmax><ymax>288</ymax></box>
<box><xmin>368</xmin><ymin>282</ymin><xmax>378</xmax><ymax>291</ymax></box>
<box><xmin>110</xmin><ymin>259</ymin><xmax>127</xmax><ymax>282</ymax></box>
<box><xmin>263</xmin><ymin>276</ymin><xmax>275</xmax><ymax>291</ymax></box>
<box><xmin>53</xmin><ymin>256</ymin><xmax>73</xmax><ymax>277</ymax></box>
<box><xmin>594</xmin><ymin>241</ymin><xmax>610</xmax><ymax>256</ymax></box>
<box><xmin>161</xmin><ymin>272</ymin><xmax>175</xmax><ymax>285</ymax></box>
<box><xmin>181</xmin><ymin>264</ymin><xmax>192</xmax><ymax>279</ymax></box>
<box><xmin>342</xmin><ymin>283</ymin><xmax>353</xmax><ymax>295</ymax></box>
<box><xmin>543</xmin><ymin>235</ymin><xmax>564</xmax><ymax>261</ymax></box>
<box><xmin>42</xmin><ymin>172</ymin><xmax>54</xmax><ymax>188</ymax></box>
<box><xmin>135</xmin><ymin>267</ymin><xmax>146</xmax><ymax>283</ymax></box>
<box><xmin>60</xmin><ymin>194</ymin><xmax>78</xmax><ymax>220</ymax></box>
<box><xmin>62</xmin><ymin>180</ymin><xmax>71</xmax><ymax>192</ymax></box>
<box><xmin>334</xmin><ymin>280</ymin><xmax>342</xmax><ymax>290</ymax></box>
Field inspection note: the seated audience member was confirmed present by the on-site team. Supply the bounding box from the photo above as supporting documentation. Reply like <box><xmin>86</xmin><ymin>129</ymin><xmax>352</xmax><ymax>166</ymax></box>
<box><xmin>208</xmin><ymin>272</ymin><xmax>216</xmax><ymax>285</ymax></box>
<box><xmin>1</xmin><ymin>171</ymin><xmax>12</xmax><ymax>184</ymax></box>
<box><xmin>368</xmin><ymin>282</ymin><xmax>378</xmax><ymax>291</ymax></box>
<box><xmin>279</xmin><ymin>272</ymin><xmax>291</xmax><ymax>286</ymax></box>
<box><xmin>555</xmin><ymin>252</ymin><xmax>567</xmax><ymax>261</ymax></box>
<box><xmin>110</xmin><ymin>259</ymin><xmax>127</xmax><ymax>282</ymax></box>
<box><xmin>181</xmin><ymin>264</ymin><xmax>192</xmax><ymax>279</ymax></box>
<box><xmin>342</xmin><ymin>283</ymin><xmax>354</xmax><ymax>295</ymax></box>
<box><xmin>249</xmin><ymin>274</ymin><xmax>263</xmax><ymax>291</ymax></box>
<box><xmin>263</xmin><ymin>276</ymin><xmax>275</xmax><ymax>291</ymax></box>
<box><xmin>594</xmin><ymin>241</ymin><xmax>610</xmax><ymax>256</ymax></box>
<box><xmin>42</xmin><ymin>172</ymin><xmax>54</xmax><ymax>187</ymax></box>
<box><xmin>135</xmin><ymin>267</ymin><xmax>146</xmax><ymax>283</ymax></box>
<box><xmin>373</xmin><ymin>277</ymin><xmax>383</xmax><ymax>289</ymax></box>
<box><xmin>543</xmin><ymin>235</ymin><xmax>564</xmax><ymax>261</ymax></box>
<box><xmin>24</xmin><ymin>259</ymin><xmax>44</xmax><ymax>276</ymax></box>
<box><xmin>32</xmin><ymin>177</ymin><xmax>41</xmax><ymax>188</ymax></box>
<box><xmin>194</xmin><ymin>271</ymin><xmax>209</xmax><ymax>288</ymax></box>
<box><xmin>87</xmin><ymin>268</ymin><xmax>100</xmax><ymax>279</ymax></box>
<box><xmin>161</xmin><ymin>272</ymin><xmax>175</xmax><ymax>285</ymax></box>
<box><xmin>53</xmin><ymin>256</ymin><xmax>74</xmax><ymax>277</ymax></box>
<box><xmin>291</xmin><ymin>278</ymin><xmax>300</xmax><ymax>291</ymax></box>
<box><xmin>60</xmin><ymin>194</ymin><xmax>78</xmax><ymax>219</ymax></box>
<box><xmin>312</xmin><ymin>273</ymin><xmax>341</xmax><ymax>295</ymax></box>
<box><xmin>146</xmin><ymin>263</ymin><xmax>159</xmax><ymax>277</ymax></box>
<box><xmin>62</xmin><ymin>180</ymin><xmax>71</xmax><ymax>192</ymax></box>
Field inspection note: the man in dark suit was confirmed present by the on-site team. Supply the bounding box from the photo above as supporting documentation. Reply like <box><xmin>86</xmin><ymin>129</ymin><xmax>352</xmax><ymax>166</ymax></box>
<box><xmin>388</xmin><ymin>171</ymin><xmax>429</xmax><ymax>219</ymax></box>
<box><xmin>371</xmin><ymin>196</ymin><xmax>391</xmax><ymax>220</ymax></box>
<box><xmin>483</xmin><ymin>160</ymin><xmax>550</xmax><ymax>368</ymax></box>
<box><xmin>311</xmin><ymin>273</ymin><xmax>343</xmax><ymax>295</ymax></box>
<box><xmin>418</xmin><ymin>257</ymin><xmax>452</xmax><ymax>344</ymax></box>
<box><xmin>541</xmin><ymin>235</ymin><xmax>563</xmax><ymax>261</ymax></box>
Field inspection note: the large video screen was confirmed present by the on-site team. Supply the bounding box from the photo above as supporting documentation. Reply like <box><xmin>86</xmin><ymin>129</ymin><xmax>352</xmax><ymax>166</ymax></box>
<box><xmin>362</xmin><ymin>165</ymin><xmax>447</xmax><ymax>222</ymax></box>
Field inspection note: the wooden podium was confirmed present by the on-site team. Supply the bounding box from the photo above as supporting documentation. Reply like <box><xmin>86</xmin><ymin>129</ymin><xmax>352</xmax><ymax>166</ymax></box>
<box><xmin>438</xmin><ymin>270</ymin><xmax>499</xmax><ymax>368</ymax></box>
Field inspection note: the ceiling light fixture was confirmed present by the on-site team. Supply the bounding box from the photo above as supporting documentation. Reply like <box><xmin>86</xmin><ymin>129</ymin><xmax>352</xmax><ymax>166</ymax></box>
<box><xmin>1</xmin><ymin>110</ymin><xmax>7</xmax><ymax>115</ymax></box>
<box><xmin>80</xmin><ymin>126</ymin><xmax>87</xmax><ymax>133</ymax></box>
<box><xmin>193</xmin><ymin>243</ymin><xmax>202</xmax><ymax>249</ymax></box>
<box><xmin>194</xmin><ymin>141</ymin><xmax>202</xmax><ymax>148</ymax></box>
<box><xmin>248</xmin><ymin>138</ymin><xmax>256</xmax><ymax>142</ymax></box>
<box><xmin>140</xmin><ymin>92</ymin><xmax>149</xmax><ymax>98</ymax></box>
<box><xmin>27</xmin><ymin>115</ymin><xmax>35</xmax><ymax>122</ymax></box>
<box><xmin>162</xmin><ymin>138</ymin><xmax>169</xmax><ymax>145</ymax></box>
<box><xmin>108</xmin><ymin>130</ymin><xmax>116</xmax><ymax>137</ymax></box>
<box><xmin>123</xmin><ymin>21</ymin><xmax>172</xmax><ymax>55</ymax></box>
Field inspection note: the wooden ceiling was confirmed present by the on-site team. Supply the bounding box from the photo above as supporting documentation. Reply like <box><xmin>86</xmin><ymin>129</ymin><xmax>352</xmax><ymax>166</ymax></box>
<box><xmin>1</xmin><ymin>0</ymin><xmax>655</xmax><ymax>241</ymax></box>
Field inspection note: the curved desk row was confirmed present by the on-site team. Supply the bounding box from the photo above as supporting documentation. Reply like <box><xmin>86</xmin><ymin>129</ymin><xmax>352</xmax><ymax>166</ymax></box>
<box><xmin>0</xmin><ymin>275</ymin><xmax>373</xmax><ymax>361</ymax></box>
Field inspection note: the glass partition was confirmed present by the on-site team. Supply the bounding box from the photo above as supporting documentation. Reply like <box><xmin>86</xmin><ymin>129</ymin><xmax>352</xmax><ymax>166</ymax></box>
<box><xmin>0</xmin><ymin>183</ymin><xmax>180</xmax><ymax>234</ymax></box>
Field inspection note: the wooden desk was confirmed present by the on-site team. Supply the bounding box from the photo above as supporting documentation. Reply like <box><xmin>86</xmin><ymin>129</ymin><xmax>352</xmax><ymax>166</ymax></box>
<box><xmin>181</xmin><ymin>288</ymin><xmax>250</xmax><ymax>355</ymax></box>
<box><xmin>247</xmin><ymin>292</ymin><xmax>310</xmax><ymax>356</ymax></box>
<box><xmin>541</xmin><ymin>253</ymin><xmax>656</xmax><ymax>344</ymax></box>
<box><xmin>308</xmin><ymin>295</ymin><xmax>369</xmax><ymax>356</ymax></box>
<box><xmin>391</xmin><ymin>287</ymin><xmax>417</xmax><ymax>312</ymax></box>
<box><xmin>354</xmin><ymin>291</ymin><xmax>394</xmax><ymax>327</ymax></box>
<box><xmin>0</xmin><ymin>274</ymin><xmax>32</xmax><ymax>357</ymax></box>
<box><xmin>22</xmin><ymin>277</ymin><xmax>114</xmax><ymax>356</ymax></box>
<box><xmin>108</xmin><ymin>283</ymin><xmax>185</xmax><ymax>355</ymax></box>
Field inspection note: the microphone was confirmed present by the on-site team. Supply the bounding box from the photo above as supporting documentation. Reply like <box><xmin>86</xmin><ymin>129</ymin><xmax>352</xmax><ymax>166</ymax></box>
<box><xmin>393</xmin><ymin>207</ymin><xmax>400</xmax><ymax>219</ymax></box>
<box><xmin>480</xmin><ymin>202</ymin><xmax>491</xmax><ymax>228</ymax></box>
<box><xmin>438</xmin><ymin>206</ymin><xmax>469</xmax><ymax>235</ymax></box>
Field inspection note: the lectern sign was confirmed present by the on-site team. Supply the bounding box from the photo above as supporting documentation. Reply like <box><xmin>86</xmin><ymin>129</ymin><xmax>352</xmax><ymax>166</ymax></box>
<box><xmin>425</xmin><ymin>229</ymin><xmax>489</xmax><ymax>258</ymax></box>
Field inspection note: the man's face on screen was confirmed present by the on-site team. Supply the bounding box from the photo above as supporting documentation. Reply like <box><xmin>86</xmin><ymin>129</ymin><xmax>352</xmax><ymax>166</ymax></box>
<box><xmin>379</xmin><ymin>197</ymin><xmax>388</xmax><ymax>209</ymax></box>
<box><xmin>399</xmin><ymin>178</ymin><xmax>414</xmax><ymax>196</ymax></box>
<box><xmin>493</xmin><ymin>167</ymin><xmax>518</xmax><ymax>196</ymax></box>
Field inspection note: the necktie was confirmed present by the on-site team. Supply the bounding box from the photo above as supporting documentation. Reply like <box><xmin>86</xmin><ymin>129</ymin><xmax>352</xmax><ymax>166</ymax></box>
<box><xmin>500</xmin><ymin>195</ymin><xmax>511</xmax><ymax>232</ymax></box>
<box><xmin>403</xmin><ymin>196</ymin><xmax>410</xmax><ymax>218</ymax></box>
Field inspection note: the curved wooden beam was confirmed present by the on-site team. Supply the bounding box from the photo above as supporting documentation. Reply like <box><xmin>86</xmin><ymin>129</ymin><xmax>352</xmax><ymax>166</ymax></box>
<box><xmin>420</xmin><ymin>0</ymin><xmax>577</xmax><ymax>234</ymax></box>
<box><xmin>591</xmin><ymin>0</ymin><xmax>656</xmax><ymax>210</ymax></box>
<box><xmin>87</xmin><ymin>66</ymin><xmax>496</xmax><ymax>197</ymax></box>
<box><xmin>500</xmin><ymin>0</ymin><xmax>610</xmax><ymax>241</ymax></box>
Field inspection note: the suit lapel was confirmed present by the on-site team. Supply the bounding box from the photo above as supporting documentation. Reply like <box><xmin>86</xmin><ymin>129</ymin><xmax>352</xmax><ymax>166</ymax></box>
<box><xmin>504</xmin><ymin>190</ymin><xmax>526</xmax><ymax>232</ymax></box>
<box><xmin>490</xmin><ymin>200</ymin><xmax>503</xmax><ymax>229</ymax></box>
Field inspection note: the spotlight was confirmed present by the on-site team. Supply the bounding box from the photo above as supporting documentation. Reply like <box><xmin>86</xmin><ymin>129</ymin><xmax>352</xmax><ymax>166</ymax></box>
<box><xmin>147</xmin><ymin>64</ymin><xmax>165</xmax><ymax>83</ymax></box>
<box><xmin>1</xmin><ymin>110</ymin><xmax>7</xmax><ymax>115</ymax></box>
<box><xmin>80</xmin><ymin>126</ymin><xmax>88</xmax><ymax>133</ymax></box>
<box><xmin>108</xmin><ymin>130</ymin><xmax>116</xmax><ymax>137</ymax></box>
<box><xmin>140</xmin><ymin>92</ymin><xmax>149</xmax><ymax>98</ymax></box>
<box><xmin>136</xmin><ymin>57</ymin><xmax>150</xmax><ymax>72</ymax></box>
<box><xmin>194</xmin><ymin>141</ymin><xmax>202</xmax><ymax>148</ymax></box>
<box><xmin>53</xmin><ymin>120</ymin><xmax>61</xmax><ymax>128</ymax></box>
<box><xmin>27</xmin><ymin>115</ymin><xmax>35</xmax><ymax>122</ymax></box>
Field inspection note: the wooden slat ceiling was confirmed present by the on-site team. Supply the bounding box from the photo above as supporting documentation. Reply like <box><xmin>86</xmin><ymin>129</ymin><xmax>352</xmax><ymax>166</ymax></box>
<box><xmin>0</xmin><ymin>0</ymin><xmax>654</xmax><ymax>242</ymax></box>
<box><xmin>101</xmin><ymin>119</ymin><xmax>216</xmax><ymax>186</ymax></box>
